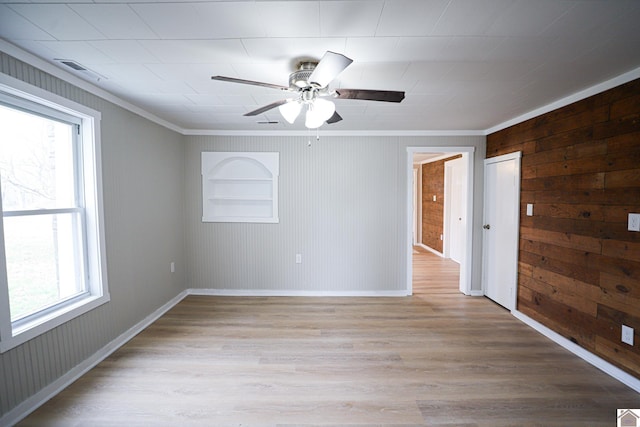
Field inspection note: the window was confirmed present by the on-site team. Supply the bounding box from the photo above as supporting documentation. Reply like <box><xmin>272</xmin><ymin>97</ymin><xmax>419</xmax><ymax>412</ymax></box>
<box><xmin>0</xmin><ymin>78</ymin><xmax>108</xmax><ymax>352</ymax></box>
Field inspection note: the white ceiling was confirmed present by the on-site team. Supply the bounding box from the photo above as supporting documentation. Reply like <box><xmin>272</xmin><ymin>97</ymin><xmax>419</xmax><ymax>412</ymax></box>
<box><xmin>1</xmin><ymin>0</ymin><xmax>640</xmax><ymax>133</ymax></box>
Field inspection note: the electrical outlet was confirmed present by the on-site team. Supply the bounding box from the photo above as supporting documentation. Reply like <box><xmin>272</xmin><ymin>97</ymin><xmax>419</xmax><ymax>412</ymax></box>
<box><xmin>170</xmin><ymin>262</ymin><xmax>175</xmax><ymax>273</ymax></box>
<box><xmin>622</xmin><ymin>325</ymin><xmax>634</xmax><ymax>345</ymax></box>
<box><xmin>629</xmin><ymin>213</ymin><xmax>640</xmax><ymax>232</ymax></box>
<box><xmin>295</xmin><ymin>254</ymin><xmax>302</xmax><ymax>264</ymax></box>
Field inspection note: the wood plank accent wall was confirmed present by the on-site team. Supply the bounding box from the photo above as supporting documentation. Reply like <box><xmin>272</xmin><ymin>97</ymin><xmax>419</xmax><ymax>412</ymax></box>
<box><xmin>486</xmin><ymin>78</ymin><xmax>640</xmax><ymax>378</ymax></box>
<box><xmin>420</xmin><ymin>155</ymin><xmax>461</xmax><ymax>253</ymax></box>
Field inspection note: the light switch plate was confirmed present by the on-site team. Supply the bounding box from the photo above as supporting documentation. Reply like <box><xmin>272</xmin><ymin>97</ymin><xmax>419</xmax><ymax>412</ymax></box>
<box><xmin>629</xmin><ymin>213</ymin><xmax>640</xmax><ymax>232</ymax></box>
<box><xmin>526</xmin><ymin>204</ymin><xmax>534</xmax><ymax>216</ymax></box>
<box><xmin>622</xmin><ymin>325</ymin><xmax>634</xmax><ymax>345</ymax></box>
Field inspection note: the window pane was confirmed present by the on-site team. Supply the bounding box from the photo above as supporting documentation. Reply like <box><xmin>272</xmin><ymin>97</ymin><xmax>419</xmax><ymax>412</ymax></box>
<box><xmin>0</xmin><ymin>104</ymin><xmax>76</xmax><ymax>211</ymax></box>
<box><xmin>4</xmin><ymin>213</ymin><xmax>85</xmax><ymax>321</ymax></box>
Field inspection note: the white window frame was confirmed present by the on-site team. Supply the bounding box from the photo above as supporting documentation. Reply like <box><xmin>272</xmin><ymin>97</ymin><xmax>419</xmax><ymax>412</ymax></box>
<box><xmin>0</xmin><ymin>74</ymin><xmax>109</xmax><ymax>353</ymax></box>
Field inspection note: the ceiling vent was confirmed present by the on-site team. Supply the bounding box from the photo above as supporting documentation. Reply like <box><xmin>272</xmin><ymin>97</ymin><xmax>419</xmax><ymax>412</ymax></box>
<box><xmin>54</xmin><ymin>59</ymin><xmax>106</xmax><ymax>81</ymax></box>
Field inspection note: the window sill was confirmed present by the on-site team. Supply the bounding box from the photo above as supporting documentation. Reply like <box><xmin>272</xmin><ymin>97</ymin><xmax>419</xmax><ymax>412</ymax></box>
<box><xmin>0</xmin><ymin>293</ymin><xmax>110</xmax><ymax>353</ymax></box>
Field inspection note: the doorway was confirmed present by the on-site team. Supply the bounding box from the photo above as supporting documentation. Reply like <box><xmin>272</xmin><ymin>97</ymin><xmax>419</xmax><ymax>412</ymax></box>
<box><xmin>406</xmin><ymin>147</ymin><xmax>475</xmax><ymax>296</ymax></box>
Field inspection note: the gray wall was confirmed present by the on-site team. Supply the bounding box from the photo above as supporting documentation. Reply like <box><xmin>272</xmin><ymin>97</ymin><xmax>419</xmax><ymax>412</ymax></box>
<box><xmin>185</xmin><ymin>135</ymin><xmax>485</xmax><ymax>294</ymax></box>
<box><xmin>0</xmin><ymin>51</ymin><xmax>186</xmax><ymax>420</ymax></box>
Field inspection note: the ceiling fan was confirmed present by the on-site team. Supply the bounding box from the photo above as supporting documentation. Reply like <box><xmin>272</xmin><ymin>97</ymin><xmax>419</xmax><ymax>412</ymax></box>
<box><xmin>211</xmin><ymin>51</ymin><xmax>405</xmax><ymax>128</ymax></box>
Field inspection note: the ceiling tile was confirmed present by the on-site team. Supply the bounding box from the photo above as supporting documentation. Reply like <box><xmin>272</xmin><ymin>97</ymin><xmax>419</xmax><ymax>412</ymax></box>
<box><xmin>127</xmin><ymin>93</ymin><xmax>193</xmax><ymax>107</ymax></box>
<box><xmin>191</xmin><ymin>2</ymin><xmax>266</xmax><ymax>38</ymax></box>
<box><xmin>486</xmin><ymin>36</ymin><xmax>556</xmax><ymax>62</ymax></box>
<box><xmin>486</xmin><ymin>0</ymin><xmax>575</xmax><ymax>36</ymax></box>
<box><xmin>128</xmin><ymin>3</ymin><xmax>204</xmax><ymax>39</ymax></box>
<box><xmin>184</xmin><ymin>93</ymin><xmax>224</xmax><ymax>106</ymax></box>
<box><xmin>89</xmin><ymin>40</ymin><xmax>159</xmax><ymax>63</ymax></box>
<box><xmin>69</xmin><ymin>4</ymin><xmax>157</xmax><ymax>39</ymax></box>
<box><xmin>146</xmin><ymin>63</ymin><xmax>236</xmax><ymax>84</ymax></box>
<box><xmin>228</xmin><ymin>61</ymin><xmax>293</xmax><ymax>87</ymax></box>
<box><xmin>338</xmin><ymin>62</ymin><xmax>410</xmax><ymax>92</ymax></box>
<box><xmin>319</xmin><ymin>1</ymin><xmax>384</xmax><ymax>37</ymax></box>
<box><xmin>375</xmin><ymin>0</ymin><xmax>449</xmax><ymax>36</ymax></box>
<box><xmin>217</xmin><ymin>94</ymin><xmax>258</xmax><ymax>107</ymax></box>
<box><xmin>0</xmin><ymin>5</ymin><xmax>56</xmax><ymax>41</ymax></box>
<box><xmin>130</xmin><ymin>2</ymin><xmax>267</xmax><ymax>39</ymax></box>
<box><xmin>254</xmin><ymin>2</ymin><xmax>320</xmax><ymax>37</ymax></box>
<box><xmin>438</xmin><ymin>37</ymin><xmax>504</xmax><ymax>61</ymax></box>
<box><xmin>37</xmin><ymin>40</ymin><xmax>115</xmax><ymax>65</ymax></box>
<box><xmin>94</xmin><ymin>63</ymin><xmax>162</xmax><ymax>82</ymax></box>
<box><xmin>242</xmin><ymin>38</ymin><xmax>347</xmax><ymax>62</ymax></box>
<box><xmin>9</xmin><ymin>4</ymin><xmax>106</xmax><ymax>40</ymax></box>
<box><xmin>432</xmin><ymin>0</ymin><xmax>515</xmax><ymax>36</ymax></box>
<box><xmin>185</xmin><ymin>105</ymin><xmax>247</xmax><ymax>115</ymax></box>
<box><xmin>345</xmin><ymin>37</ymin><xmax>451</xmax><ymax>62</ymax></box>
<box><xmin>139</xmin><ymin>40</ymin><xmax>249</xmax><ymax>63</ymax></box>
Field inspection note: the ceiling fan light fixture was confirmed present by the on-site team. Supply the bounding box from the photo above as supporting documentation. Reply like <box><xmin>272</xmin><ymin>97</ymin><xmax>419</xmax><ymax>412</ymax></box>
<box><xmin>278</xmin><ymin>100</ymin><xmax>302</xmax><ymax>124</ymax></box>
<box><xmin>305</xmin><ymin>98</ymin><xmax>335</xmax><ymax>129</ymax></box>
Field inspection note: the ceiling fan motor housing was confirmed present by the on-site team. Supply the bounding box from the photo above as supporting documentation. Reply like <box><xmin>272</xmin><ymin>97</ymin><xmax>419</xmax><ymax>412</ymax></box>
<box><xmin>289</xmin><ymin>61</ymin><xmax>317</xmax><ymax>88</ymax></box>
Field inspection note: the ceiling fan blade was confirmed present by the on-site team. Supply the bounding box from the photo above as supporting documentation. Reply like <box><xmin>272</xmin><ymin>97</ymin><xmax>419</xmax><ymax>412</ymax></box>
<box><xmin>326</xmin><ymin>111</ymin><xmax>342</xmax><ymax>124</ymax></box>
<box><xmin>244</xmin><ymin>99</ymin><xmax>289</xmax><ymax>116</ymax></box>
<box><xmin>211</xmin><ymin>76</ymin><xmax>290</xmax><ymax>91</ymax></box>
<box><xmin>335</xmin><ymin>89</ymin><xmax>405</xmax><ymax>103</ymax></box>
<box><xmin>308</xmin><ymin>51</ymin><xmax>353</xmax><ymax>88</ymax></box>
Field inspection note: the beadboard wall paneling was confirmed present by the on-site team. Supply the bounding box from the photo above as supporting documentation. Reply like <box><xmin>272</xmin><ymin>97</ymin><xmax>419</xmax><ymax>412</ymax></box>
<box><xmin>0</xmin><ymin>51</ymin><xmax>186</xmax><ymax>420</ymax></box>
<box><xmin>185</xmin><ymin>136</ymin><xmax>399</xmax><ymax>293</ymax></box>
<box><xmin>486</xmin><ymin>78</ymin><xmax>640</xmax><ymax>378</ymax></box>
<box><xmin>185</xmin><ymin>136</ymin><xmax>486</xmax><ymax>294</ymax></box>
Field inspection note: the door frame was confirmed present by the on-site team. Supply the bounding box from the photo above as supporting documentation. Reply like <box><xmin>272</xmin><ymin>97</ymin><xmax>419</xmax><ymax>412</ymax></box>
<box><xmin>481</xmin><ymin>151</ymin><xmax>522</xmax><ymax>311</ymax></box>
<box><xmin>406</xmin><ymin>146</ymin><xmax>475</xmax><ymax>295</ymax></box>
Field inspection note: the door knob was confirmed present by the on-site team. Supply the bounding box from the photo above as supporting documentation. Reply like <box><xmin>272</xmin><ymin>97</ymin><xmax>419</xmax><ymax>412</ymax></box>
<box><xmin>483</xmin><ymin>224</ymin><xmax>491</xmax><ymax>229</ymax></box>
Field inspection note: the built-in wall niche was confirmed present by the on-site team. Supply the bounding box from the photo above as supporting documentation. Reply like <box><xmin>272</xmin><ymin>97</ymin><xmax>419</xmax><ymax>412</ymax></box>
<box><xmin>201</xmin><ymin>152</ymin><xmax>279</xmax><ymax>223</ymax></box>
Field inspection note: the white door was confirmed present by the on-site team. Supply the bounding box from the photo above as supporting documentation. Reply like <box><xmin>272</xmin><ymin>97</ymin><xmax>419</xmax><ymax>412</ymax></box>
<box><xmin>413</xmin><ymin>169</ymin><xmax>418</xmax><ymax>245</ymax></box>
<box><xmin>482</xmin><ymin>152</ymin><xmax>521</xmax><ymax>310</ymax></box>
<box><xmin>444</xmin><ymin>157</ymin><xmax>466</xmax><ymax>264</ymax></box>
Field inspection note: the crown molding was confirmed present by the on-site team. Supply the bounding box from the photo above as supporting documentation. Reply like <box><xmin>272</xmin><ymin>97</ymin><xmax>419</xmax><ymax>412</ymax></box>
<box><xmin>182</xmin><ymin>129</ymin><xmax>485</xmax><ymax>137</ymax></box>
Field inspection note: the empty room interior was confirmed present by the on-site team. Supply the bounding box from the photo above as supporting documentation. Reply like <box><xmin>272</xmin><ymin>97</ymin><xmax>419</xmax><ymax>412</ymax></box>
<box><xmin>1</xmin><ymin>1</ymin><xmax>640</xmax><ymax>425</ymax></box>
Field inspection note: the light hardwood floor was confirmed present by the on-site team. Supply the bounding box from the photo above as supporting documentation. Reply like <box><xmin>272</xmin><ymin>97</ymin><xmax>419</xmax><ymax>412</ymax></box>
<box><xmin>18</xmin><ymin>249</ymin><xmax>639</xmax><ymax>426</ymax></box>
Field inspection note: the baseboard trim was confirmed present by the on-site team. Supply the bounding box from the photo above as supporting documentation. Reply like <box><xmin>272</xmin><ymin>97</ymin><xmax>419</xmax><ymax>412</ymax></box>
<box><xmin>512</xmin><ymin>309</ymin><xmax>640</xmax><ymax>393</ymax></box>
<box><xmin>417</xmin><ymin>243</ymin><xmax>444</xmax><ymax>258</ymax></box>
<box><xmin>468</xmin><ymin>290</ymin><xmax>484</xmax><ymax>297</ymax></box>
<box><xmin>2</xmin><ymin>291</ymin><xmax>188</xmax><ymax>427</ymax></box>
<box><xmin>187</xmin><ymin>288</ymin><xmax>410</xmax><ymax>297</ymax></box>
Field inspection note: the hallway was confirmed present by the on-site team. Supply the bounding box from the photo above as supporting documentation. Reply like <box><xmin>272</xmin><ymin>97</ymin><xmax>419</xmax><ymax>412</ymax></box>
<box><xmin>412</xmin><ymin>246</ymin><xmax>461</xmax><ymax>295</ymax></box>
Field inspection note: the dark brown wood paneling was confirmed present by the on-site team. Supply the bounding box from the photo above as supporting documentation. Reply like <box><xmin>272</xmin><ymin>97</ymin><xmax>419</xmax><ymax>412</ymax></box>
<box><xmin>420</xmin><ymin>155</ymin><xmax>461</xmax><ymax>253</ymax></box>
<box><xmin>487</xmin><ymin>77</ymin><xmax>640</xmax><ymax>379</ymax></box>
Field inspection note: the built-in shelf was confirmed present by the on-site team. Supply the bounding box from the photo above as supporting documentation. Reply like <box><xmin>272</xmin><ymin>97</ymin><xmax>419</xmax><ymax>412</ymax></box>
<box><xmin>201</xmin><ymin>152</ymin><xmax>279</xmax><ymax>223</ymax></box>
